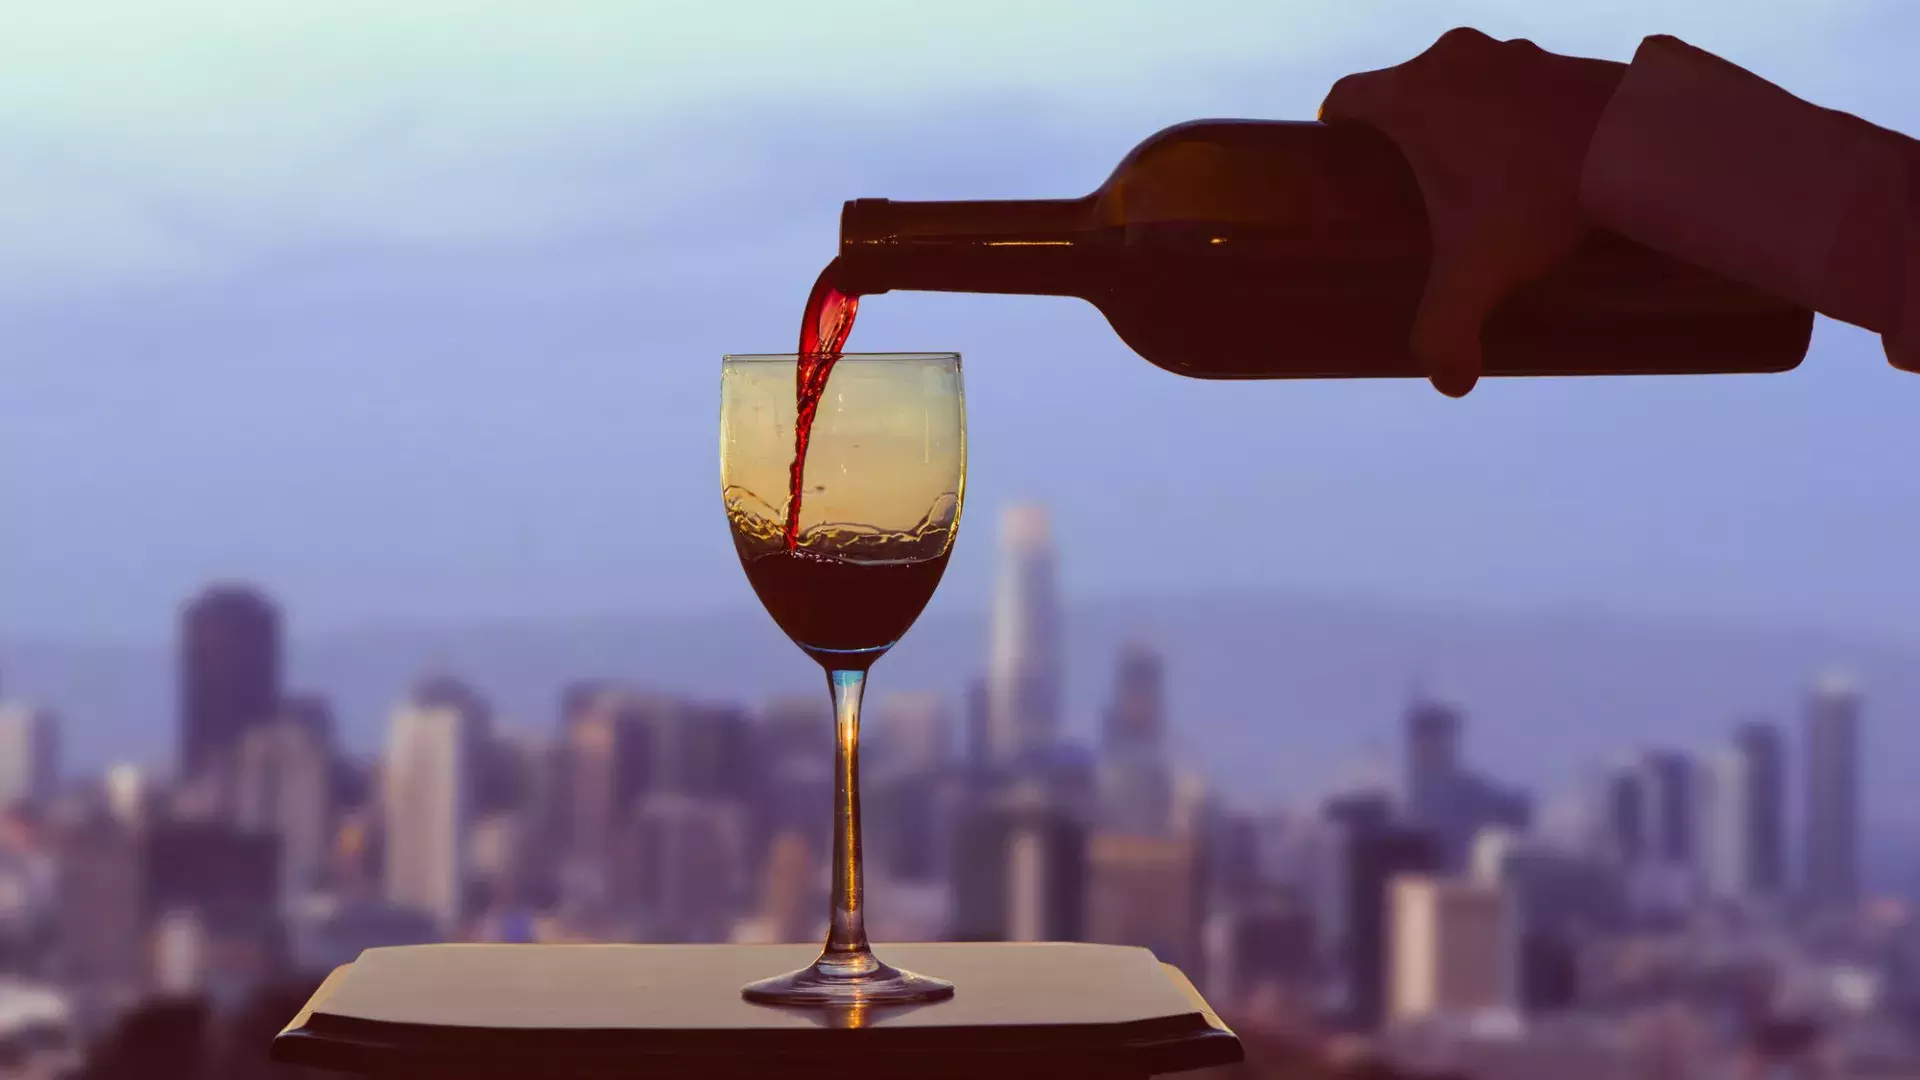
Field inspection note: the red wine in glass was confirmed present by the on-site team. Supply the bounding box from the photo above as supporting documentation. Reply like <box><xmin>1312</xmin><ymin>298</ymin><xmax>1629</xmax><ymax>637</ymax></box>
<box><xmin>739</xmin><ymin>547</ymin><xmax>951</xmax><ymax>671</ymax></box>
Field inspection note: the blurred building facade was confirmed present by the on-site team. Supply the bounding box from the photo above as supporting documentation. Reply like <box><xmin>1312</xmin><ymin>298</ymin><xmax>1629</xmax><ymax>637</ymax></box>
<box><xmin>985</xmin><ymin>505</ymin><xmax>1064</xmax><ymax>764</ymax></box>
<box><xmin>178</xmin><ymin>586</ymin><xmax>282</xmax><ymax>800</ymax></box>
<box><xmin>383</xmin><ymin>679</ymin><xmax>485</xmax><ymax>931</ymax></box>
<box><xmin>1803</xmin><ymin>674</ymin><xmax>1861</xmax><ymax>910</ymax></box>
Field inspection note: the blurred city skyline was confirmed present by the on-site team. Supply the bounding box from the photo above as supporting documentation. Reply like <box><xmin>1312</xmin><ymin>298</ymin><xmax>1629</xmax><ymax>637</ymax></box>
<box><xmin>6</xmin><ymin>1</ymin><xmax>1920</xmax><ymax>647</ymax></box>
<box><xmin>3</xmin><ymin>502</ymin><xmax>1910</xmax><ymax>1079</ymax></box>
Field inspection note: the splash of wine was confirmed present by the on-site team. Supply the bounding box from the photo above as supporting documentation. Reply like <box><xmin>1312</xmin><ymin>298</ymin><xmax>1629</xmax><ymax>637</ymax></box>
<box><xmin>784</xmin><ymin>259</ymin><xmax>860</xmax><ymax>550</ymax></box>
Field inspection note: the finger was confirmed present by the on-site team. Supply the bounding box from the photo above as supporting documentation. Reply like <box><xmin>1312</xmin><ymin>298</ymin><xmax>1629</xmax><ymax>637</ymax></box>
<box><xmin>1412</xmin><ymin>286</ymin><xmax>1487</xmax><ymax>397</ymax></box>
<box><xmin>1410</xmin><ymin>242</ymin><xmax>1516</xmax><ymax>398</ymax></box>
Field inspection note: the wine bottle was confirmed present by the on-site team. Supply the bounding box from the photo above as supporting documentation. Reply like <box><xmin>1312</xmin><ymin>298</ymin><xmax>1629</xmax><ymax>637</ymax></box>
<box><xmin>835</xmin><ymin>119</ymin><xmax>1814</xmax><ymax>380</ymax></box>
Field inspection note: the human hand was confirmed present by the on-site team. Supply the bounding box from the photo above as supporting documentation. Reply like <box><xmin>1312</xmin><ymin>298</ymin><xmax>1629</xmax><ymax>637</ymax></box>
<box><xmin>1321</xmin><ymin>28</ymin><xmax>1625</xmax><ymax>396</ymax></box>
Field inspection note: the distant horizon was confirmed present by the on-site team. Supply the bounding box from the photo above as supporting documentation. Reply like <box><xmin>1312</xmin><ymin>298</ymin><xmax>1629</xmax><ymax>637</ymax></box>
<box><xmin>7</xmin><ymin>576</ymin><xmax>1916</xmax><ymax>834</ymax></box>
<box><xmin>3</xmin><ymin>572</ymin><xmax>1913</xmax><ymax>663</ymax></box>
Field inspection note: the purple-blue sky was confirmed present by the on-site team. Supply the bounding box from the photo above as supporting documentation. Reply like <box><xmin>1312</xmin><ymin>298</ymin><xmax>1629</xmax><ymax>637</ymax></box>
<box><xmin>3</xmin><ymin>1</ymin><xmax>1919</xmax><ymax>644</ymax></box>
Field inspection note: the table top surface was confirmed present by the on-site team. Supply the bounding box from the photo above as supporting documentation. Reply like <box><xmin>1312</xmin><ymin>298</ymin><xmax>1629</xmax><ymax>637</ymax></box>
<box><xmin>273</xmin><ymin>941</ymin><xmax>1241</xmax><ymax>1078</ymax></box>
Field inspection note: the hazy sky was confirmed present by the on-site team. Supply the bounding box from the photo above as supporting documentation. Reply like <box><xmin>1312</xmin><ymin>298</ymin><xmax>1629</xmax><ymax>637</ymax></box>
<box><xmin>4</xmin><ymin>1</ymin><xmax>1920</xmax><ymax>644</ymax></box>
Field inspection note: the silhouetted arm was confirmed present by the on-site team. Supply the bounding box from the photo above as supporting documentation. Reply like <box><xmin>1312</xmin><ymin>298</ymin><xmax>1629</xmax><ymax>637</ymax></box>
<box><xmin>1582</xmin><ymin>35</ymin><xmax>1918</xmax><ymax>370</ymax></box>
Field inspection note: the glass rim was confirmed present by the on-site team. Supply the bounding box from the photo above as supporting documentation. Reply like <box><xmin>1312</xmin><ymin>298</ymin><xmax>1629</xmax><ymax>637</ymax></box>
<box><xmin>722</xmin><ymin>351</ymin><xmax>960</xmax><ymax>365</ymax></box>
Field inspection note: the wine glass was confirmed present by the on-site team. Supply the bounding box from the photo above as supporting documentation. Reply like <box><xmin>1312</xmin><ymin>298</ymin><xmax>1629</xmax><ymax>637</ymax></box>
<box><xmin>720</xmin><ymin>351</ymin><xmax>963</xmax><ymax>1005</ymax></box>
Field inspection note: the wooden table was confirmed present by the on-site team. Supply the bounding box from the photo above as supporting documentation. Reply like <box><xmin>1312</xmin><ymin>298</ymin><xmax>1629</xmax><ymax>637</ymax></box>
<box><xmin>272</xmin><ymin>941</ymin><xmax>1242</xmax><ymax>1079</ymax></box>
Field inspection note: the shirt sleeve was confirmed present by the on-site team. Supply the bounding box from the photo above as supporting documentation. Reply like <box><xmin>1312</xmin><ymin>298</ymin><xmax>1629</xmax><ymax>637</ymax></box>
<box><xmin>1579</xmin><ymin>34</ymin><xmax>1916</xmax><ymax>359</ymax></box>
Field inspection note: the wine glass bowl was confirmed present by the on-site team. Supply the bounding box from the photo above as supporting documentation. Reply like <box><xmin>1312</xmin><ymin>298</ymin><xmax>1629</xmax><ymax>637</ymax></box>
<box><xmin>720</xmin><ymin>352</ymin><xmax>963</xmax><ymax>1005</ymax></box>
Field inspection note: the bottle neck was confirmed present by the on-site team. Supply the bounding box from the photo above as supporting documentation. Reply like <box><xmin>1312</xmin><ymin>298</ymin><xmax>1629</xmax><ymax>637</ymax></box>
<box><xmin>836</xmin><ymin>197</ymin><xmax>1092</xmax><ymax>297</ymax></box>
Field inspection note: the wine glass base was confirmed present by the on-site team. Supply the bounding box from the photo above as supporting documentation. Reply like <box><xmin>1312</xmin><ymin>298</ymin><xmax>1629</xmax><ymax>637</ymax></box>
<box><xmin>742</xmin><ymin>953</ymin><xmax>955</xmax><ymax>1006</ymax></box>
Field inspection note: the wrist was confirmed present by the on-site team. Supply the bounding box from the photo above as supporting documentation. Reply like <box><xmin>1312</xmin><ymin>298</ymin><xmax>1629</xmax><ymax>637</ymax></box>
<box><xmin>1580</xmin><ymin>35</ymin><xmax>1903</xmax><ymax>329</ymax></box>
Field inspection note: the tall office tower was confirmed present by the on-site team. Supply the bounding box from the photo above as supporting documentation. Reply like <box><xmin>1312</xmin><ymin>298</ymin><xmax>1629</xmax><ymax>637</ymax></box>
<box><xmin>1342</xmin><ymin>824</ymin><xmax>1440</xmax><ymax>1030</ymax></box>
<box><xmin>1084</xmin><ymin>833</ymin><xmax>1203</xmax><ymax>973</ymax></box>
<box><xmin>178</xmin><ymin>585</ymin><xmax>282</xmax><ymax>793</ymax></box>
<box><xmin>1603</xmin><ymin>763</ymin><xmax>1649</xmax><ymax>865</ymax></box>
<box><xmin>1102</xmin><ymin>642</ymin><xmax>1165</xmax><ymax>757</ymax></box>
<box><xmin>1473</xmin><ymin>830</ymin><xmax>1625</xmax><ymax>1012</ymax></box>
<box><xmin>0</xmin><ymin>703</ymin><xmax>59</xmax><ymax>808</ymax></box>
<box><xmin>1701</xmin><ymin>747</ymin><xmax>1749</xmax><ymax>900</ymax></box>
<box><xmin>141</xmin><ymin>820</ymin><xmax>281</xmax><ymax>982</ymax></box>
<box><xmin>964</xmin><ymin>677</ymin><xmax>993</xmax><ymax>777</ymax></box>
<box><xmin>868</xmin><ymin>693</ymin><xmax>957</xmax><ymax>883</ymax></box>
<box><xmin>1640</xmin><ymin>750</ymin><xmax>1695</xmax><ymax>866</ymax></box>
<box><xmin>233</xmin><ymin>699</ymin><xmax>334</xmax><ymax>905</ymax></box>
<box><xmin>559</xmin><ymin>686</ymin><xmax>658</xmax><ymax>894</ymax></box>
<box><xmin>1733</xmin><ymin>719</ymin><xmax>1786</xmax><ymax>896</ymax></box>
<box><xmin>1404</xmin><ymin>698</ymin><xmax>1461</xmax><ymax>835</ymax></box>
<box><xmin>1804</xmin><ymin>673</ymin><xmax>1862</xmax><ymax>910</ymax></box>
<box><xmin>613</xmin><ymin>793</ymin><xmax>751</xmax><ymax>943</ymax></box>
<box><xmin>383</xmin><ymin>679</ymin><xmax>485</xmax><ymax>931</ymax></box>
<box><xmin>1313</xmin><ymin>792</ymin><xmax>1393</xmax><ymax>967</ymax></box>
<box><xmin>1202</xmin><ymin>807</ymin><xmax>1265</xmax><ymax>912</ymax></box>
<box><xmin>985</xmin><ymin>505</ymin><xmax>1064</xmax><ymax>764</ymax></box>
<box><xmin>950</xmin><ymin>789</ymin><xmax>1086</xmax><ymax>942</ymax></box>
<box><xmin>671</xmin><ymin>702</ymin><xmax>758</xmax><ymax>800</ymax></box>
<box><xmin>1202</xmin><ymin>905</ymin><xmax>1317</xmax><ymax>1010</ymax></box>
<box><xmin>756</xmin><ymin>695</ymin><xmax>833</xmax><ymax>864</ymax></box>
<box><xmin>1097</xmin><ymin>644</ymin><xmax>1174</xmax><ymax>837</ymax></box>
<box><xmin>1387</xmin><ymin>876</ymin><xmax>1518</xmax><ymax>1025</ymax></box>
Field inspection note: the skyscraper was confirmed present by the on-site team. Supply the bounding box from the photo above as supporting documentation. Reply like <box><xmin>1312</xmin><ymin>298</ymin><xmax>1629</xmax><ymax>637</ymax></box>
<box><xmin>613</xmin><ymin>792</ymin><xmax>751</xmax><ymax>942</ymax></box>
<box><xmin>868</xmin><ymin>693</ymin><xmax>958</xmax><ymax>883</ymax></box>
<box><xmin>1401</xmin><ymin>698</ymin><xmax>1526</xmax><ymax>871</ymax></box>
<box><xmin>1341</xmin><ymin>823</ymin><xmax>1439</xmax><ymax>1029</ymax></box>
<box><xmin>950</xmin><ymin>788</ymin><xmax>1085</xmax><ymax>942</ymax></box>
<box><xmin>1102</xmin><ymin>642</ymin><xmax>1165</xmax><ymax>757</ymax></box>
<box><xmin>1603</xmin><ymin>765</ymin><xmax>1648</xmax><ymax>866</ymax></box>
<box><xmin>179</xmin><ymin>585</ymin><xmax>282</xmax><ymax>789</ymax></box>
<box><xmin>1701</xmin><ymin>747</ymin><xmax>1750</xmax><ymax>900</ymax></box>
<box><xmin>233</xmin><ymin>699</ymin><xmax>334</xmax><ymax>906</ymax></box>
<box><xmin>1404</xmin><ymin>699</ymin><xmax>1461</xmax><ymax>835</ymax></box>
<box><xmin>1734</xmin><ymin>719</ymin><xmax>1786</xmax><ymax>896</ymax></box>
<box><xmin>1084</xmin><ymin>833</ymin><xmax>1203</xmax><ymax>973</ymax></box>
<box><xmin>141</xmin><ymin>820</ymin><xmax>280</xmax><ymax>965</ymax></box>
<box><xmin>561</xmin><ymin>685</ymin><xmax>658</xmax><ymax>872</ymax></box>
<box><xmin>0</xmin><ymin>703</ymin><xmax>58</xmax><ymax>808</ymax></box>
<box><xmin>384</xmin><ymin>679</ymin><xmax>485</xmax><ymax>931</ymax></box>
<box><xmin>1702</xmin><ymin>720</ymin><xmax>1787</xmax><ymax>902</ymax></box>
<box><xmin>1641</xmin><ymin>750</ymin><xmax>1695</xmax><ymax>867</ymax></box>
<box><xmin>1387</xmin><ymin>876</ymin><xmax>1518</xmax><ymax>1024</ymax></box>
<box><xmin>756</xmin><ymin>695</ymin><xmax>833</xmax><ymax>866</ymax></box>
<box><xmin>1804</xmin><ymin>673</ymin><xmax>1861</xmax><ymax>910</ymax></box>
<box><xmin>985</xmin><ymin>505</ymin><xmax>1064</xmax><ymax>764</ymax></box>
<box><xmin>1098</xmin><ymin>643</ymin><xmax>1174</xmax><ymax>837</ymax></box>
<box><xmin>671</xmin><ymin>702</ymin><xmax>758</xmax><ymax>799</ymax></box>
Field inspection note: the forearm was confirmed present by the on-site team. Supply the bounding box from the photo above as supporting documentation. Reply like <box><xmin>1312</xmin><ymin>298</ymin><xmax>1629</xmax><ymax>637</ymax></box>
<box><xmin>1580</xmin><ymin>35</ymin><xmax>1917</xmax><ymax>353</ymax></box>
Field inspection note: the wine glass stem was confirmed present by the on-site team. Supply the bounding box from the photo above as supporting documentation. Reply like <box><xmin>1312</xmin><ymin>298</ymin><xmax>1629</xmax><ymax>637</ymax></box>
<box><xmin>823</xmin><ymin>669</ymin><xmax>874</xmax><ymax>967</ymax></box>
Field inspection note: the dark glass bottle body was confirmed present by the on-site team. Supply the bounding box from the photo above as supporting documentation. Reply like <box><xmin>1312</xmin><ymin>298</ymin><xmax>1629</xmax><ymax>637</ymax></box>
<box><xmin>837</xmin><ymin>120</ymin><xmax>1814</xmax><ymax>380</ymax></box>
